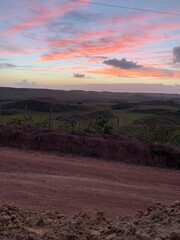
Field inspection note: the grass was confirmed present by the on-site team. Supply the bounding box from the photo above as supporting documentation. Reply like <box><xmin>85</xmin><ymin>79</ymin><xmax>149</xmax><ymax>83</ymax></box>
<box><xmin>113</xmin><ymin>110</ymin><xmax>153</xmax><ymax>125</ymax></box>
<box><xmin>0</xmin><ymin>112</ymin><xmax>23</xmax><ymax>123</ymax></box>
<box><xmin>0</xmin><ymin>98</ymin><xmax>179</xmax><ymax>146</ymax></box>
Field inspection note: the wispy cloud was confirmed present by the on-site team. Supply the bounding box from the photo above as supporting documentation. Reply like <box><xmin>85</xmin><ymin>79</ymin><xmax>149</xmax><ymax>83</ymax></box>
<box><xmin>87</xmin><ymin>65</ymin><xmax>180</xmax><ymax>80</ymax></box>
<box><xmin>0</xmin><ymin>0</ymin><xmax>179</xmax><ymax>88</ymax></box>
<box><xmin>5</xmin><ymin>1</ymin><xmax>91</xmax><ymax>34</ymax></box>
<box><xmin>0</xmin><ymin>58</ymin><xmax>12</xmax><ymax>61</ymax></box>
<box><xmin>64</xmin><ymin>10</ymin><xmax>102</xmax><ymax>23</ymax></box>
<box><xmin>0</xmin><ymin>43</ymin><xmax>29</xmax><ymax>56</ymax></box>
<box><xmin>0</xmin><ymin>63</ymin><xmax>17</xmax><ymax>69</ymax></box>
<box><xmin>40</xmin><ymin>16</ymin><xmax>179</xmax><ymax>63</ymax></box>
<box><xmin>0</xmin><ymin>62</ymin><xmax>33</xmax><ymax>70</ymax></box>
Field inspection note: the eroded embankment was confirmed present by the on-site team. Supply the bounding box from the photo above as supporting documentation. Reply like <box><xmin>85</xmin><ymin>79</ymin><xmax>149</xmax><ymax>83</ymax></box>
<box><xmin>0</xmin><ymin>124</ymin><xmax>179</xmax><ymax>168</ymax></box>
<box><xmin>0</xmin><ymin>202</ymin><xmax>180</xmax><ymax>240</ymax></box>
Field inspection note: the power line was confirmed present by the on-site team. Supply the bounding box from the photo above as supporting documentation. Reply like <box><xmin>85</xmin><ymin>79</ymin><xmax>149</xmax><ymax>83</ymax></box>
<box><xmin>70</xmin><ymin>0</ymin><xmax>180</xmax><ymax>16</ymax></box>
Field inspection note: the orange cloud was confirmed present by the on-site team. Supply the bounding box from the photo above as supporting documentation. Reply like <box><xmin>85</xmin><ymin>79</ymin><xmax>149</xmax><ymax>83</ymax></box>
<box><xmin>87</xmin><ymin>66</ymin><xmax>180</xmax><ymax>80</ymax></box>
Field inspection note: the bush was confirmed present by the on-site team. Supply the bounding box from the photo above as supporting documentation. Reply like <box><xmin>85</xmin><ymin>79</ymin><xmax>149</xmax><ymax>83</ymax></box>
<box><xmin>89</xmin><ymin>115</ymin><xmax>113</xmax><ymax>134</ymax></box>
<box><xmin>112</xmin><ymin>102</ymin><xmax>133</xmax><ymax>110</ymax></box>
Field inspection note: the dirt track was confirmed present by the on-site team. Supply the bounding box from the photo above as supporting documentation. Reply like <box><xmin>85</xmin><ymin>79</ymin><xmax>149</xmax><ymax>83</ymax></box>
<box><xmin>0</xmin><ymin>147</ymin><xmax>179</xmax><ymax>217</ymax></box>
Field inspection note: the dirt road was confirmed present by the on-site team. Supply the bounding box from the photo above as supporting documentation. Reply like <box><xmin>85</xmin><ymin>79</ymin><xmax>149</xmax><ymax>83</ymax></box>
<box><xmin>0</xmin><ymin>147</ymin><xmax>179</xmax><ymax>217</ymax></box>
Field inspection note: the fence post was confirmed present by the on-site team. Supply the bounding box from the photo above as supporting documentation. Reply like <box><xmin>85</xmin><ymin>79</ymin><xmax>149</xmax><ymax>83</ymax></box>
<box><xmin>71</xmin><ymin>111</ymin><xmax>76</xmax><ymax>130</ymax></box>
<box><xmin>24</xmin><ymin>105</ymin><xmax>28</xmax><ymax>127</ymax></box>
<box><xmin>140</xmin><ymin>120</ymin><xmax>144</xmax><ymax>139</ymax></box>
<box><xmin>96</xmin><ymin>113</ymin><xmax>100</xmax><ymax>131</ymax></box>
<box><xmin>117</xmin><ymin>116</ymin><xmax>120</xmax><ymax>132</ymax></box>
<box><xmin>117</xmin><ymin>116</ymin><xmax>123</xmax><ymax>132</ymax></box>
<box><xmin>48</xmin><ymin>108</ymin><xmax>52</xmax><ymax>129</ymax></box>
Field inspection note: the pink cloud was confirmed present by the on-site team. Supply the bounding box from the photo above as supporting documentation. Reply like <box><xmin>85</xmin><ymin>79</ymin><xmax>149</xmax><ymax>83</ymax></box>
<box><xmin>40</xmin><ymin>32</ymin><xmax>172</xmax><ymax>62</ymax></box>
<box><xmin>39</xmin><ymin>12</ymin><xmax>179</xmax><ymax>63</ymax></box>
<box><xmin>108</xmin><ymin>12</ymin><xmax>153</xmax><ymax>26</ymax></box>
<box><xmin>0</xmin><ymin>43</ymin><xmax>46</xmax><ymax>57</ymax></box>
<box><xmin>5</xmin><ymin>1</ymin><xmax>90</xmax><ymax>34</ymax></box>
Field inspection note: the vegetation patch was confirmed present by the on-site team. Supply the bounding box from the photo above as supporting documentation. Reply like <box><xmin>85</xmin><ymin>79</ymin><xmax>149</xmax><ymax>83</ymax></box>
<box><xmin>0</xmin><ymin>96</ymin><xmax>179</xmax><ymax>146</ymax></box>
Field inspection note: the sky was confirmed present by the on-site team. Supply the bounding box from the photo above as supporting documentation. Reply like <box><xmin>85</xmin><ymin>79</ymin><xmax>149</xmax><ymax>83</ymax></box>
<box><xmin>0</xmin><ymin>0</ymin><xmax>180</xmax><ymax>93</ymax></box>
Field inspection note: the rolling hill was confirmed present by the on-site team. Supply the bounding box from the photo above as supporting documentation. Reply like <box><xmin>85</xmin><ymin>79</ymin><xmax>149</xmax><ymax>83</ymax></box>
<box><xmin>0</xmin><ymin>87</ymin><xmax>180</xmax><ymax>103</ymax></box>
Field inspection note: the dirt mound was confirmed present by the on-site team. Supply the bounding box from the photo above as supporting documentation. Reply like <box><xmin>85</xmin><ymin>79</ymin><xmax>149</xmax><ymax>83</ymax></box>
<box><xmin>0</xmin><ymin>202</ymin><xmax>179</xmax><ymax>240</ymax></box>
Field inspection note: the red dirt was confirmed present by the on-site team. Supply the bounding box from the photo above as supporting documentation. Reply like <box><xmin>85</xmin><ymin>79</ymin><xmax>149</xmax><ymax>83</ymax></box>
<box><xmin>1</xmin><ymin>125</ymin><xmax>179</xmax><ymax>169</ymax></box>
<box><xmin>0</xmin><ymin>147</ymin><xmax>179</xmax><ymax>218</ymax></box>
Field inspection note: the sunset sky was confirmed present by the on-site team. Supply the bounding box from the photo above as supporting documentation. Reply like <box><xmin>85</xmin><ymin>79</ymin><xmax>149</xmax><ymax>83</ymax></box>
<box><xmin>0</xmin><ymin>0</ymin><xmax>180</xmax><ymax>93</ymax></box>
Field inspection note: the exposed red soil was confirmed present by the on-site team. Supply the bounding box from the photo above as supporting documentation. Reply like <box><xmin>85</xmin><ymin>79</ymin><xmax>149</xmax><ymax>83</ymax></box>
<box><xmin>0</xmin><ymin>147</ymin><xmax>179</xmax><ymax>218</ymax></box>
<box><xmin>0</xmin><ymin>125</ymin><xmax>180</xmax><ymax>169</ymax></box>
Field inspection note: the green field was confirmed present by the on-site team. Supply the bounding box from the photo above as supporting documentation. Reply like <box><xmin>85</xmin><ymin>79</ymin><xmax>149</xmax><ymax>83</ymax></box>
<box><xmin>0</xmin><ymin>91</ymin><xmax>180</xmax><ymax>146</ymax></box>
<box><xmin>114</xmin><ymin>111</ymin><xmax>153</xmax><ymax>125</ymax></box>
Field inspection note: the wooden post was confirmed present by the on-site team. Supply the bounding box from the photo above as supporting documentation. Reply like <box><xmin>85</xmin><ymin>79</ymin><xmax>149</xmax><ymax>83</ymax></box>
<box><xmin>96</xmin><ymin>113</ymin><xmax>100</xmax><ymax>131</ymax></box>
<box><xmin>117</xmin><ymin>116</ymin><xmax>120</xmax><ymax>132</ymax></box>
<box><xmin>140</xmin><ymin>120</ymin><xmax>144</xmax><ymax>139</ymax></box>
<box><xmin>72</xmin><ymin>111</ymin><xmax>76</xmax><ymax>130</ymax></box>
<box><xmin>117</xmin><ymin>116</ymin><xmax>123</xmax><ymax>132</ymax></box>
<box><xmin>48</xmin><ymin>108</ymin><xmax>52</xmax><ymax>129</ymax></box>
<box><xmin>24</xmin><ymin>105</ymin><xmax>28</xmax><ymax>127</ymax></box>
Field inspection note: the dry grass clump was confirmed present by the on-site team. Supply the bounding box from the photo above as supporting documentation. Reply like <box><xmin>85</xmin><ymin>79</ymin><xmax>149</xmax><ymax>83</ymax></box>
<box><xmin>0</xmin><ymin>202</ymin><xmax>179</xmax><ymax>240</ymax></box>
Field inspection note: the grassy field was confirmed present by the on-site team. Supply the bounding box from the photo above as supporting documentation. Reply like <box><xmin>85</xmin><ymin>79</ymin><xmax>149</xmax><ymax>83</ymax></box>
<box><xmin>114</xmin><ymin>111</ymin><xmax>152</xmax><ymax>125</ymax></box>
<box><xmin>0</xmin><ymin>93</ymin><xmax>180</xmax><ymax>146</ymax></box>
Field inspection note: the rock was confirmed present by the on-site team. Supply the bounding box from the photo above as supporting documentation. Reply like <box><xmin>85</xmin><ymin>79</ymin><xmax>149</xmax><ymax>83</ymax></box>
<box><xmin>105</xmin><ymin>233</ymin><xmax>117</xmax><ymax>240</ymax></box>
<box><xmin>0</xmin><ymin>215</ymin><xmax>11</xmax><ymax>222</ymax></box>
